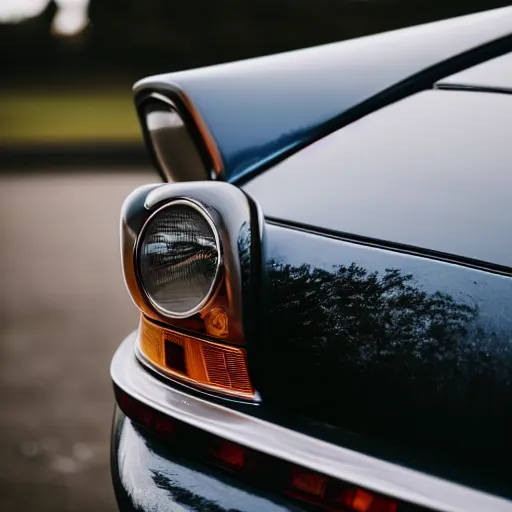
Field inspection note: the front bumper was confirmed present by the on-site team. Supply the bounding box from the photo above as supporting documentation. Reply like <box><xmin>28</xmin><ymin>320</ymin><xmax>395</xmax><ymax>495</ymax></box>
<box><xmin>111</xmin><ymin>332</ymin><xmax>512</xmax><ymax>512</ymax></box>
<box><xmin>111</xmin><ymin>406</ymin><xmax>307</xmax><ymax>512</ymax></box>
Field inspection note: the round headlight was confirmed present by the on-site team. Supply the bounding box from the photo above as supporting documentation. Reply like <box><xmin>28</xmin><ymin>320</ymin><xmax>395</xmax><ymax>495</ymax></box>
<box><xmin>137</xmin><ymin>200</ymin><xmax>221</xmax><ymax>317</ymax></box>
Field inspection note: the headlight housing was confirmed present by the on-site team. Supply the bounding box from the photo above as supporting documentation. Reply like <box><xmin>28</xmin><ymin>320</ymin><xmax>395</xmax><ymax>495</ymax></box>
<box><xmin>120</xmin><ymin>181</ymin><xmax>265</xmax><ymax>400</ymax></box>
<box><xmin>137</xmin><ymin>200</ymin><xmax>221</xmax><ymax>318</ymax></box>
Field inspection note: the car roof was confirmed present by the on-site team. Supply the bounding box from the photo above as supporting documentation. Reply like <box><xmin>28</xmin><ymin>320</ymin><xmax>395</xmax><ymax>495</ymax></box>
<box><xmin>134</xmin><ymin>7</ymin><xmax>512</xmax><ymax>184</ymax></box>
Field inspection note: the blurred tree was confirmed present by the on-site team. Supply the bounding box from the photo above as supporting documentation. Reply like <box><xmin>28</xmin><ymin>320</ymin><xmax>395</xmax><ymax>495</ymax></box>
<box><xmin>0</xmin><ymin>0</ymin><xmax>510</xmax><ymax>83</ymax></box>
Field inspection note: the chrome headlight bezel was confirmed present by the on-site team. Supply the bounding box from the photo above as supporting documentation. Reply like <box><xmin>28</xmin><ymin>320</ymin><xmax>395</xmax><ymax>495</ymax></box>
<box><xmin>121</xmin><ymin>181</ymin><xmax>265</xmax><ymax>348</ymax></box>
<box><xmin>134</xmin><ymin>198</ymin><xmax>223</xmax><ymax>319</ymax></box>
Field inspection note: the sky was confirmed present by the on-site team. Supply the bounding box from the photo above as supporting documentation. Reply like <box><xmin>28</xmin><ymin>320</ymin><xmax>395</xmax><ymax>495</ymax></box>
<box><xmin>0</xmin><ymin>0</ymin><xmax>89</xmax><ymax>36</ymax></box>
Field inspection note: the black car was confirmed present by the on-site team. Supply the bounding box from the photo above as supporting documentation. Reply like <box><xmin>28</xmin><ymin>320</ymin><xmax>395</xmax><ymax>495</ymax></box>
<box><xmin>111</xmin><ymin>7</ymin><xmax>512</xmax><ymax>512</ymax></box>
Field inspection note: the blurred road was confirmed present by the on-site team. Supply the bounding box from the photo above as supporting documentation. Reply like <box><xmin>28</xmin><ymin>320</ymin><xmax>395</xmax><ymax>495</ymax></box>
<box><xmin>0</xmin><ymin>170</ymin><xmax>156</xmax><ymax>512</ymax></box>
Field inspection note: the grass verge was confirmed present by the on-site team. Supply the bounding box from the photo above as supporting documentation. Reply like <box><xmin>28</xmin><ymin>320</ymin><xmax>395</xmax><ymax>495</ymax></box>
<box><xmin>0</xmin><ymin>89</ymin><xmax>141</xmax><ymax>144</ymax></box>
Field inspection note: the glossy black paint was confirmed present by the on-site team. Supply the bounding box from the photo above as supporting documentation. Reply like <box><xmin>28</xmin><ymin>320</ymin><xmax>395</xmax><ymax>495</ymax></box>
<box><xmin>244</xmin><ymin>89</ymin><xmax>512</xmax><ymax>271</ymax></box>
<box><xmin>134</xmin><ymin>8</ymin><xmax>512</xmax><ymax>184</ymax></box>
<box><xmin>111</xmin><ymin>407</ymin><xmax>306</xmax><ymax>512</ymax></box>
<box><xmin>251</xmin><ymin>223</ymin><xmax>512</xmax><ymax>498</ymax></box>
<box><xmin>436</xmin><ymin>51</ymin><xmax>512</xmax><ymax>93</ymax></box>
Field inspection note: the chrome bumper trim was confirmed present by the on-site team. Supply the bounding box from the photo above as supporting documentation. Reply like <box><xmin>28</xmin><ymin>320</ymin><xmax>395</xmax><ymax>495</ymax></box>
<box><xmin>111</xmin><ymin>333</ymin><xmax>512</xmax><ymax>512</ymax></box>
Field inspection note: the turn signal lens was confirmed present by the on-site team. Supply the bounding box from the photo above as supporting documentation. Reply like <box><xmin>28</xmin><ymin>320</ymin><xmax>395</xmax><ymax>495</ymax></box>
<box><xmin>209</xmin><ymin>439</ymin><xmax>246</xmax><ymax>470</ymax></box>
<box><xmin>139</xmin><ymin>315</ymin><xmax>254</xmax><ymax>400</ymax></box>
<box><xmin>336</xmin><ymin>489</ymin><xmax>398</xmax><ymax>512</ymax></box>
<box><xmin>289</xmin><ymin>467</ymin><xmax>327</xmax><ymax>498</ymax></box>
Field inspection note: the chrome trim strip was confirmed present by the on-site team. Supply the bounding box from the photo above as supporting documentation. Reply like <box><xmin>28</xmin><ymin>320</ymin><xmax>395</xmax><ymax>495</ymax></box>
<box><xmin>111</xmin><ymin>333</ymin><xmax>512</xmax><ymax>512</ymax></box>
<box><xmin>135</xmin><ymin>199</ymin><xmax>223</xmax><ymax>319</ymax></box>
<box><xmin>147</xmin><ymin>91</ymin><xmax>177</xmax><ymax>107</ymax></box>
<box><xmin>435</xmin><ymin>83</ymin><xmax>512</xmax><ymax>95</ymax></box>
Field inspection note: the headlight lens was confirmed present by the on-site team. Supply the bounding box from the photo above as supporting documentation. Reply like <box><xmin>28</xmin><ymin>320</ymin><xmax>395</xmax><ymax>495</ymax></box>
<box><xmin>137</xmin><ymin>201</ymin><xmax>220</xmax><ymax>317</ymax></box>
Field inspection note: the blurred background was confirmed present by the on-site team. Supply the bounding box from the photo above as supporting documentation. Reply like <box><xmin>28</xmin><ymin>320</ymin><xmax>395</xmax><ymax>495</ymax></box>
<box><xmin>0</xmin><ymin>1</ymin><xmax>508</xmax><ymax>511</ymax></box>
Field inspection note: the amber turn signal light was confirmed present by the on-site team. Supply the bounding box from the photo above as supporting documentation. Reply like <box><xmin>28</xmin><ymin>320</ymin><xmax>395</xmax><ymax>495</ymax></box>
<box><xmin>138</xmin><ymin>315</ymin><xmax>254</xmax><ymax>400</ymax></box>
